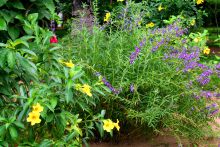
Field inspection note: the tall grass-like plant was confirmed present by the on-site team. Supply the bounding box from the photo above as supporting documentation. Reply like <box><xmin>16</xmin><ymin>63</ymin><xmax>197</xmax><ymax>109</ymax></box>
<box><xmin>61</xmin><ymin>1</ymin><xmax>220</xmax><ymax>142</ymax></box>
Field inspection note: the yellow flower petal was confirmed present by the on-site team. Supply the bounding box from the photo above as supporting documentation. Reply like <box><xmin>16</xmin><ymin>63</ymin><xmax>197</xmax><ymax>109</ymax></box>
<box><xmin>62</xmin><ymin>60</ymin><xmax>75</xmax><ymax>68</ymax></box>
<box><xmin>81</xmin><ymin>84</ymin><xmax>92</xmax><ymax>97</ymax></box>
<box><xmin>104</xmin><ymin>12</ymin><xmax>111</xmax><ymax>22</ymax></box>
<box><xmin>146</xmin><ymin>22</ymin><xmax>155</xmax><ymax>28</ymax></box>
<box><xmin>27</xmin><ymin>111</ymin><xmax>41</xmax><ymax>126</ymax></box>
<box><xmin>158</xmin><ymin>4</ymin><xmax>164</xmax><ymax>11</ymax></box>
<box><xmin>114</xmin><ymin>119</ymin><xmax>120</xmax><ymax>131</ymax></box>
<box><xmin>103</xmin><ymin>119</ymin><xmax>114</xmax><ymax>132</ymax></box>
<box><xmin>32</xmin><ymin>103</ymin><xmax>44</xmax><ymax>113</ymax></box>
<box><xmin>203</xmin><ymin>47</ymin><xmax>210</xmax><ymax>55</ymax></box>
<box><xmin>196</xmin><ymin>0</ymin><xmax>204</xmax><ymax>5</ymax></box>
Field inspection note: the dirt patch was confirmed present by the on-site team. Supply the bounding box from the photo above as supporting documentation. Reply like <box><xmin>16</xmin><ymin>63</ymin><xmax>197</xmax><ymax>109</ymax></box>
<box><xmin>90</xmin><ymin>135</ymin><xmax>220</xmax><ymax>147</ymax></box>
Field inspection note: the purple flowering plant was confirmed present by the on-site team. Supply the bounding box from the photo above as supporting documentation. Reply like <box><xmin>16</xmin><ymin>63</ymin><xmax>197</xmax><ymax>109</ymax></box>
<box><xmin>68</xmin><ymin>6</ymin><xmax>220</xmax><ymax>141</ymax></box>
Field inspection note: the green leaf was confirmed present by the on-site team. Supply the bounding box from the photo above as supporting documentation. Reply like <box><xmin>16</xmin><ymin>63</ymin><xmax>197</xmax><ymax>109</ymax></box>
<box><xmin>65</xmin><ymin>87</ymin><xmax>73</xmax><ymax>104</ymax></box>
<box><xmin>50</xmin><ymin>97</ymin><xmax>57</xmax><ymax>109</ymax></box>
<box><xmin>42</xmin><ymin>0</ymin><xmax>55</xmax><ymax>13</ymax></box>
<box><xmin>9</xmin><ymin>1</ymin><xmax>25</xmax><ymax>10</ymax></box>
<box><xmin>7</xmin><ymin>51</ymin><xmax>16</xmax><ymax>69</ymax></box>
<box><xmin>9</xmin><ymin>126</ymin><xmax>18</xmax><ymax>140</ymax></box>
<box><xmin>28</xmin><ymin>13</ymin><xmax>38</xmax><ymax>24</ymax></box>
<box><xmin>0</xmin><ymin>49</ymin><xmax>8</xmax><ymax>67</ymax></box>
<box><xmin>0</xmin><ymin>43</ymin><xmax>6</xmax><ymax>47</ymax></box>
<box><xmin>0</xmin><ymin>17</ymin><xmax>7</xmax><ymax>30</ymax></box>
<box><xmin>13</xmin><ymin>39</ymin><xmax>29</xmax><ymax>48</ymax></box>
<box><xmin>0</xmin><ymin>125</ymin><xmax>6</xmax><ymax>139</ymax></box>
<box><xmin>0</xmin><ymin>0</ymin><xmax>7</xmax><ymax>7</ymax></box>
<box><xmin>8</xmin><ymin>26</ymin><xmax>20</xmax><ymax>40</ymax></box>
<box><xmin>0</xmin><ymin>10</ymin><xmax>14</xmax><ymax>23</ymax></box>
<box><xmin>13</xmin><ymin>121</ymin><xmax>25</xmax><ymax>129</ymax></box>
<box><xmin>20</xmin><ymin>49</ymin><xmax>36</xmax><ymax>56</ymax></box>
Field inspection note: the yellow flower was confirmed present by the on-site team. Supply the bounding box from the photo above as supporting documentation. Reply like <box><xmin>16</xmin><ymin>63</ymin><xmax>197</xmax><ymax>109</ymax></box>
<box><xmin>27</xmin><ymin>111</ymin><xmax>41</xmax><ymax>126</ymax></box>
<box><xmin>146</xmin><ymin>22</ymin><xmax>155</xmax><ymax>28</ymax></box>
<box><xmin>32</xmin><ymin>103</ymin><xmax>44</xmax><ymax>113</ymax></box>
<box><xmin>103</xmin><ymin>119</ymin><xmax>115</xmax><ymax>132</ymax></box>
<box><xmin>117</xmin><ymin>0</ymin><xmax>124</xmax><ymax>2</ymax></box>
<box><xmin>193</xmin><ymin>37</ymin><xmax>200</xmax><ymax>43</ymax></box>
<box><xmin>196</xmin><ymin>0</ymin><xmax>204</xmax><ymax>5</ymax></box>
<box><xmin>203</xmin><ymin>47</ymin><xmax>210</xmax><ymax>55</ymax></box>
<box><xmin>81</xmin><ymin>84</ymin><xmax>92</xmax><ymax>97</ymax></box>
<box><xmin>158</xmin><ymin>4</ymin><xmax>164</xmax><ymax>11</ymax></box>
<box><xmin>63</xmin><ymin>60</ymin><xmax>74</xmax><ymax>68</ymax></box>
<box><xmin>190</xmin><ymin>19</ymin><xmax>196</xmax><ymax>26</ymax></box>
<box><xmin>75</xmin><ymin>84</ymin><xmax>82</xmax><ymax>91</ymax></box>
<box><xmin>104</xmin><ymin>12</ymin><xmax>111</xmax><ymax>22</ymax></box>
<box><xmin>114</xmin><ymin>119</ymin><xmax>120</xmax><ymax>131</ymax></box>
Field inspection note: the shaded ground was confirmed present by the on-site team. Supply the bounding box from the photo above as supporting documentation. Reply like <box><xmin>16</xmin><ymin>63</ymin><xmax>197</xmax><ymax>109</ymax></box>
<box><xmin>90</xmin><ymin>135</ymin><xmax>220</xmax><ymax>147</ymax></box>
<box><xmin>210</xmin><ymin>46</ymin><xmax>220</xmax><ymax>56</ymax></box>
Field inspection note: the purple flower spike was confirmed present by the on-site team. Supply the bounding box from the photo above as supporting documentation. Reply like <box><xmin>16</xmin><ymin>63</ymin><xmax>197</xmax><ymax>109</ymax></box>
<box><xmin>130</xmin><ymin>84</ymin><xmax>134</xmax><ymax>93</ymax></box>
<box><xmin>210</xmin><ymin>109</ymin><xmax>219</xmax><ymax>116</ymax></box>
<box><xmin>129</xmin><ymin>38</ymin><xmax>146</xmax><ymax>64</ymax></box>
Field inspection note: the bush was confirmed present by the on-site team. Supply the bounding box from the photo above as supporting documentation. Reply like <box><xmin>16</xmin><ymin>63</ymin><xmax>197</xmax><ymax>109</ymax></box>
<box><xmin>61</xmin><ymin>1</ymin><xmax>220</xmax><ymax>141</ymax></box>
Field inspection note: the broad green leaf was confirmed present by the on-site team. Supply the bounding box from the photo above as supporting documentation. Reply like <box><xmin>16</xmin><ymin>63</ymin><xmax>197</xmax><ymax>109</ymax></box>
<box><xmin>15</xmin><ymin>14</ymin><xmax>24</xmax><ymax>21</ymax></box>
<box><xmin>95</xmin><ymin>122</ymin><xmax>104</xmax><ymax>138</ymax></box>
<box><xmin>0</xmin><ymin>17</ymin><xmax>7</xmax><ymax>30</ymax></box>
<box><xmin>39</xmin><ymin>139</ymin><xmax>53</xmax><ymax>147</ymax></box>
<box><xmin>0</xmin><ymin>117</ymin><xmax>6</xmax><ymax>122</ymax></box>
<box><xmin>20</xmin><ymin>49</ymin><xmax>36</xmax><ymax>56</ymax></box>
<box><xmin>0</xmin><ymin>0</ymin><xmax>7</xmax><ymax>7</ymax></box>
<box><xmin>0</xmin><ymin>10</ymin><xmax>14</xmax><ymax>23</ymax></box>
<box><xmin>13</xmin><ymin>39</ymin><xmax>29</xmax><ymax>48</ymax></box>
<box><xmin>50</xmin><ymin>97</ymin><xmax>57</xmax><ymax>109</ymax></box>
<box><xmin>65</xmin><ymin>87</ymin><xmax>73</xmax><ymax>104</ymax></box>
<box><xmin>46</xmin><ymin>114</ymin><xmax>54</xmax><ymax>122</ymax></box>
<box><xmin>0</xmin><ymin>125</ymin><xmax>6</xmax><ymax>138</ymax></box>
<box><xmin>28</xmin><ymin>13</ymin><xmax>38</xmax><ymax>24</ymax></box>
<box><xmin>9</xmin><ymin>1</ymin><xmax>25</xmax><ymax>10</ymax></box>
<box><xmin>7</xmin><ymin>51</ymin><xmax>16</xmax><ymax>69</ymax></box>
<box><xmin>66</xmin><ymin>132</ymin><xmax>76</xmax><ymax>141</ymax></box>
<box><xmin>42</xmin><ymin>0</ymin><xmax>55</xmax><ymax>13</ymax></box>
<box><xmin>13</xmin><ymin>121</ymin><xmax>25</xmax><ymax>129</ymax></box>
<box><xmin>8</xmin><ymin>26</ymin><xmax>20</xmax><ymax>40</ymax></box>
<box><xmin>0</xmin><ymin>43</ymin><xmax>6</xmax><ymax>47</ymax></box>
<box><xmin>9</xmin><ymin>126</ymin><xmax>18</xmax><ymax>140</ymax></box>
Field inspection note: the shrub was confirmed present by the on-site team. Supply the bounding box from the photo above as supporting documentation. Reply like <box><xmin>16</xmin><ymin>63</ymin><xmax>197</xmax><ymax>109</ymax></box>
<box><xmin>61</xmin><ymin>1</ymin><xmax>220</xmax><ymax>141</ymax></box>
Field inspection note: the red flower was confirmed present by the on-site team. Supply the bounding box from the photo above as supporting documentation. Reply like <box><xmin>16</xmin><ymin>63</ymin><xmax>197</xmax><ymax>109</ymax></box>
<box><xmin>50</xmin><ymin>35</ymin><xmax>58</xmax><ymax>43</ymax></box>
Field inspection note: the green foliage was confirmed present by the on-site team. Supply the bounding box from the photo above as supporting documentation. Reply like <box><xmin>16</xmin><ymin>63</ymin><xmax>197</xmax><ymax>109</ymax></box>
<box><xmin>0</xmin><ymin>0</ymin><xmax>56</xmax><ymax>42</ymax></box>
<box><xmin>0</xmin><ymin>11</ymin><xmax>110</xmax><ymax>145</ymax></box>
<box><xmin>60</xmin><ymin>1</ymin><xmax>220</xmax><ymax>141</ymax></box>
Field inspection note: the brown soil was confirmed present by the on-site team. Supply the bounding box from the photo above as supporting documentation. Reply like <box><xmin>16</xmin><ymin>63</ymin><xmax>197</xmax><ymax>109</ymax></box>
<box><xmin>90</xmin><ymin>136</ymin><xmax>220</xmax><ymax>147</ymax></box>
<box><xmin>210</xmin><ymin>46</ymin><xmax>220</xmax><ymax>55</ymax></box>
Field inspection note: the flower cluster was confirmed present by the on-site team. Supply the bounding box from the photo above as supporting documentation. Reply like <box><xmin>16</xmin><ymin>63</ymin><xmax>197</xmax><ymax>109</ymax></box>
<box><xmin>50</xmin><ymin>35</ymin><xmax>58</xmax><ymax>44</ymax></box>
<box><xmin>103</xmin><ymin>119</ymin><xmax>120</xmax><ymax>132</ymax></box>
<box><xmin>60</xmin><ymin>60</ymin><xmax>75</xmax><ymax>68</ymax></box>
<box><xmin>75</xmin><ymin>84</ymin><xmax>92</xmax><ymax>97</ymax></box>
<box><xmin>203</xmin><ymin>47</ymin><xmax>210</xmax><ymax>55</ymax></box>
<box><xmin>205</xmin><ymin>103</ymin><xmax>219</xmax><ymax>116</ymax></box>
<box><xmin>129</xmin><ymin>38</ymin><xmax>146</xmax><ymax>64</ymax></box>
<box><xmin>104</xmin><ymin>12</ymin><xmax>111</xmax><ymax>22</ymax></box>
<box><xmin>27</xmin><ymin>103</ymin><xmax>44</xmax><ymax>126</ymax></box>
<box><xmin>95</xmin><ymin>72</ymin><xmax>122</xmax><ymax>94</ymax></box>
<box><xmin>146</xmin><ymin>22</ymin><xmax>155</xmax><ymax>28</ymax></box>
<box><xmin>197</xmin><ymin>69</ymin><xmax>213</xmax><ymax>85</ymax></box>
